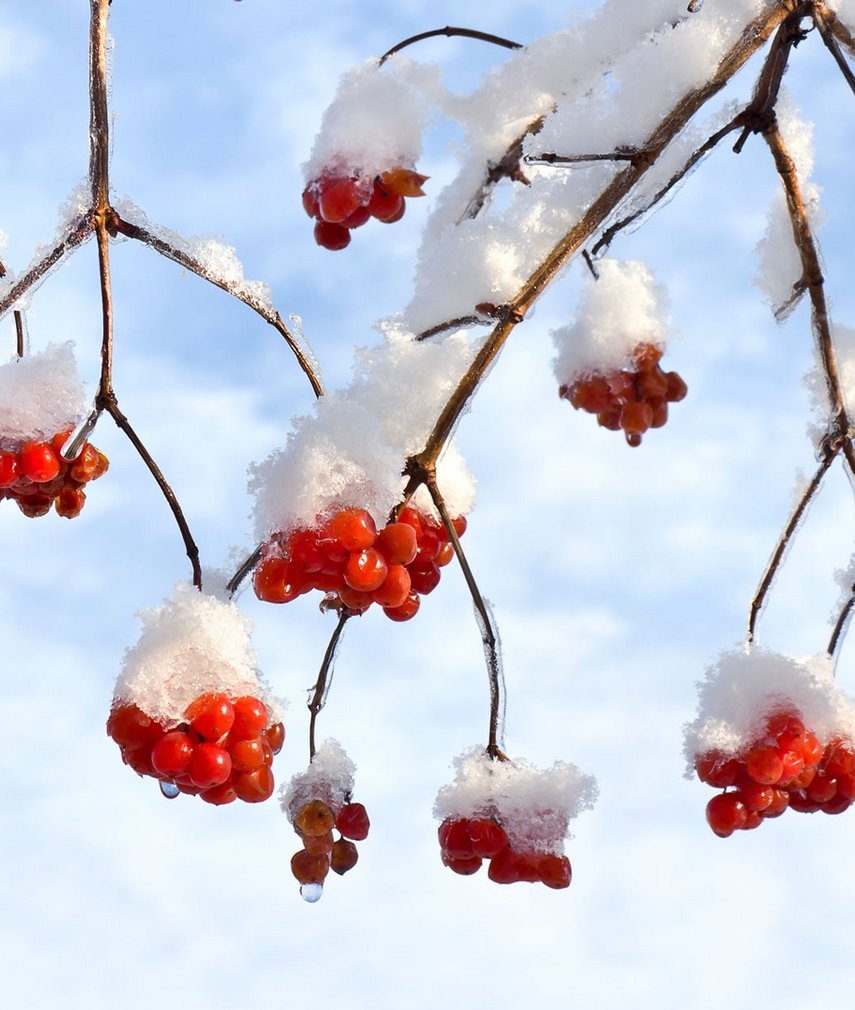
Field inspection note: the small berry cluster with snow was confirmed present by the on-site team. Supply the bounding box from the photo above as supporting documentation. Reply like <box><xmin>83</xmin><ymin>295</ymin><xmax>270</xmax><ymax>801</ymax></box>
<box><xmin>303</xmin><ymin>166</ymin><xmax>428</xmax><ymax>251</ymax></box>
<box><xmin>553</xmin><ymin>259</ymin><xmax>686</xmax><ymax>445</ymax></box>
<box><xmin>110</xmin><ymin>581</ymin><xmax>284</xmax><ymax>804</ymax></box>
<box><xmin>0</xmin><ymin>341</ymin><xmax>108</xmax><ymax>515</ymax></box>
<box><xmin>685</xmin><ymin>648</ymin><xmax>855</xmax><ymax>835</ymax></box>
<box><xmin>253</xmin><ymin>504</ymin><xmax>466</xmax><ymax>620</ymax></box>
<box><xmin>281</xmin><ymin>740</ymin><xmax>368</xmax><ymax>902</ymax></box>
<box><xmin>559</xmin><ymin>341</ymin><xmax>687</xmax><ymax>447</ymax></box>
<box><xmin>0</xmin><ymin>431</ymin><xmax>108</xmax><ymax>517</ymax></box>
<box><xmin>434</xmin><ymin>748</ymin><xmax>597</xmax><ymax>888</ymax></box>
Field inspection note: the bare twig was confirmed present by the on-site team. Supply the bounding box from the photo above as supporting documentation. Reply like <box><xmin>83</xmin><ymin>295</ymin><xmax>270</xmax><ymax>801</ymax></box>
<box><xmin>13</xmin><ymin>311</ymin><xmax>25</xmax><ymax>358</ymax></box>
<box><xmin>110</xmin><ymin>213</ymin><xmax>325</xmax><ymax>399</ymax></box>
<box><xmin>226</xmin><ymin>543</ymin><xmax>264</xmax><ymax>596</ymax></box>
<box><xmin>747</xmin><ymin>452</ymin><xmax>836</xmax><ymax>643</ymax></box>
<box><xmin>424</xmin><ymin>468</ymin><xmax>507</xmax><ymax>760</ymax></box>
<box><xmin>829</xmin><ymin>585</ymin><xmax>855</xmax><ymax>659</ymax></box>
<box><xmin>459</xmin><ymin>115</ymin><xmax>546</xmax><ymax>222</ymax></box>
<box><xmin>815</xmin><ymin>0</ymin><xmax>855</xmax><ymax>59</ymax></box>
<box><xmin>813</xmin><ymin>3</ymin><xmax>855</xmax><ymax>95</ymax></box>
<box><xmin>379</xmin><ymin>26</ymin><xmax>522</xmax><ymax>66</ymax></box>
<box><xmin>308</xmin><ymin>611</ymin><xmax>350</xmax><ymax>761</ymax></box>
<box><xmin>525</xmin><ymin>149</ymin><xmax>647</xmax><ymax>167</ymax></box>
<box><xmin>415</xmin><ymin>314</ymin><xmax>490</xmax><ymax>343</ymax></box>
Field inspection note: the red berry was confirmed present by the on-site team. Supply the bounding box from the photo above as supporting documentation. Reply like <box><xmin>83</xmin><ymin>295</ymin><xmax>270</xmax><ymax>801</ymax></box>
<box><xmin>301</xmin><ymin>186</ymin><xmax>320</xmax><ymax>218</ymax></box>
<box><xmin>695</xmin><ymin>751</ymin><xmax>740</xmax><ymax>788</ymax></box>
<box><xmin>438</xmin><ymin>817</ymin><xmax>474</xmax><ymax>858</ymax></box>
<box><xmin>229</xmin><ymin>737</ymin><xmax>266</xmax><ymax>772</ymax></box>
<box><xmin>745</xmin><ymin>745</ymin><xmax>784</xmax><ymax>785</ymax></box>
<box><xmin>318</xmin><ymin>177</ymin><xmax>364</xmax><ymax>224</ymax></box>
<box><xmin>665</xmin><ymin>371</ymin><xmax>688</xmax><ymax>402</ymax></box>
<box><xmin>55</xmin><ymin>486</ymin><xmax>86</xmax><ymax>518</ymax></box>
<box><xmin>188</xmin><ymin>743</ymin><xmax>232</xmax><ymax>789</ymax></box>
<box><xmin>303</xmin><ymin>830</ymin><xmax>334</xmax><ymax>856</ymax></box>
<box><xmin>151</xmin><ymin>731</ymin><xmax>195</xmax><ymax>778</ymax></box>
<box><xmin>408</xmin><ymin>562</ymin><xmax>440</xmax><ymax>595</ymax></box>
<box><xmin>705</xmin><ymin>793</ymin><xmax>748</xmax><ymax>837</ymax></box>
<box><xmin>371</xmin><ymin>564</ymin><xmax>411</xmax><ymax>609</ymax></box>
<box><xmin>264</xmin><ymin>721</ymin><xmax>285</xmax><ymax>754</ymax></box>
<box><xmin>375</xmin><ymin>522</ymin><xmax>418</xmax><ymax>565</ymax></box>
<box><xmin>200</xmin><ymin>779</ymin><xmax>238</xmax><ymax>805</ymax></box>
<box><xmin>344</xmin><ymin>548</ymin><xmax>388</xmax><ymax>592</ymax></box>
<box><xmin>107</xmin><ymin>703</ymin><xmax>164</xmax><ymax>751</ymax></box>
<box><xmin>537</xmin><ymin>853</ymin><xmax>572</xmax><ymax>889</ymax></box>
<box><xmin>368</xmin><ymin>182</ymin><xmax>405</xmax><ymax>222</ymax></box>
<box><xmin>69</xmin><ymin>443</ymin><xmax>109</xmax><ymax>482</ymax></box>
<box><xmin>383</xmin><ymin>591</ymin><xmax>420</xmax><ymax>622</ymax></box>
<box><xmin>335</xmin><ymin>802</ymin><xmax>370</xmax><ymax>841</ymax></box>
<box><xmin>0</xmin><ymin>451</ymin><xmax>20</xmax><ymax>486</ymax></box>
<box><xmin>186</xmin><ymin>693</ymin><xmax>235</xmax><ymax>741</ymax></box>
<box><xmin>291</xmin><ymin>848</ymin><xmax>330</xmax><ymax>886</ymax></box>
<box><xmin>253</xmin><ymin>557</ymin><xmax>306</xmax><ymax>604</ymax></box>
<box><xmin>323</xmin><ymin>508</ymin><xmax>377</xmax><ymax>551</ymax></box>
<box><xmin>441</xmin><ymin>851</ymin><xmax>482</xmax><ymax>875</ymax></box>
<box><xmin>231</xmin><ymin>696</ymin><xmax>268</xmax><ymax>740</ymax></box>
<box><xmin>330</xmin><ymin>838</ymin><xmax>360</xmax><ymax>875</ymax></box>
<box><xmin>295</xmin><ymin>799</ymin><xmax>336</xmax><ymax>837</ymax></box>
<box><xmin>468</xmin><ymin>818</ymin><xmax>508</xmax><ymax>858</ymax></box>
<box><xmin>313</xmin><ymin>220</ymin><xmax>351</xmax><ymax>251</ymax></box>
<box><xmin>233</xmin><ymin>765</ymin><xmax>275</xmax><ymax>803</ymax></box>
<box><xmin>20</xmin><ymin>441</ymin><xmax>60</xmax><ymax>483</ymax></box>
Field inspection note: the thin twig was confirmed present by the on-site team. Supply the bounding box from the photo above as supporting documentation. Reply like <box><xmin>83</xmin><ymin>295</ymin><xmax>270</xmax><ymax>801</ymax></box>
<box><xmin>415</xmin><ymin>314</ymin><xmax>490</xmax><ymax>342</ymax></box>
<box><xmin>110</xmin><ymin>213</ymin><xmax>325</xmax><ymax>399</ymax></box>
<box><xmin>813</xmin><ymin>3</ymin><xmax>855</xmax><ymax>95</ymax></box>
<box><xmin>407</xmin><ymin>3</ymin><xmax>790</xmax><ymax>480</ymax></box>
<box><xmin>829</xmin><ymin>587</ymin><xmax>854</xmax><ymax>659</ymax></box>
<box><xmin>747</xmin><ymin>452</ymin><xmax>836</xmax><ymax>643</ymax></box>
<box><xmin>815</xmin><ymin>0</ymin><xmax>855</xmax><ymax>59</ymax></box>
<box><xmin>308</xmin><ymin>611</ymin><xmax>350</xmax><ymax>762</ymax></box>
<box><xmin>424</xmin><ymin>469</ymin><xmax>506</xmax><ymax>760</ymax></box>
<box><xmin>379</xmin><ymin>26</ymin><xmax>522</xmax><ymax>65</ymax></box>
<box><xmin>525</xmin><ymin>150</ymin><xmax>646</xmax><ymax>167</ymax></box>
<box><xmin>227</xmin><ymin>542</ymin><xmax>264</xmax><ymax>596</ymax></box>
<box><xmin>459</xmin><ymin>115</ymin><xmax>546</xmax><ymax>222</ymax></box>
<box><xmin>13</xmin><ymin>311</ymin><xmax>25</xmax><ymax>358</ymax></box>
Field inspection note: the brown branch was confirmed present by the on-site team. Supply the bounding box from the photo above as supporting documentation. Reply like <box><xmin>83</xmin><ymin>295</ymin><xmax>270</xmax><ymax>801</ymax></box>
<box><xmin>308</xmin><ymin>611</ymin><xmax>350</xmax><ymax>762</ymax></box>
<box><xmin>406</xmin><ymin>2</ymin><xmax>790</xmax><ymax>480</ymax></box>
<box><xmin>829</xmin><ymin>584</ymin><xmax>855</xmax><ymax>658</ymax></box>
<box><xmin>379</xmin><ymin>26</ymin><xmax>522</xmax><ymax>66</ymax></box>
<box><xmin>459</xmin><ymin>115</ymin><xmax>546</xmax><ymax>222</ymax></box>
<box><xmin>89</xmin><ymin>0</ymin><xmax>110</xmax><ymax>210</ymax></box>
<box><xmin>110</xmin><ymin>213</ymin><xmax>324</xmax><ymax>399</ymax></box>
<box><xmin>226</xmin><ymin>542</ymin><xmax>264</xmax><ymax>596</ymax></box>
<box><xmin>13</xmin><ymin>311</ymin><xmax>25</xmax><ymax>358</ymax></box>
<box><xmin>415</xmin><ymin>314</ymin><xmax>490</xmax><ymax>342</ymax></box>
<box><xmin>0</xmin><ymin>220</ymin><xmax>95</xmax><ymax>321</ymax></box>
<box><xmin>815</xmin><ymin>1</ymin><xmax>855</xmax><ymax>59</ymax></box>
<box><xmin>424</xmin><ymin>468</ymin><xmax>507</xmax><ymax>760</ymax></box>
<box><xmin>526</xmin><ymin>149</ymin><xmax>646</xmax><ymax>167</ymax></box>
<box><xmin>747</xmin><ymin>452</ymin><xmax>836</xmax><ymax>643</ymax></box>
<box><xmin>813</xmin><ymin>3</ymin><xmax>855</xmax><ymax>95</ymax></box>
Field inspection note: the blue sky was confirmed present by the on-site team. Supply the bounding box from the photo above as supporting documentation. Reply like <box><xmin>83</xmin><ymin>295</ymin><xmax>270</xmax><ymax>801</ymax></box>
<box><xmin>2</xmin><ymin>2</ymin><xmax>855</xmax><ymax>1009</ymax></box>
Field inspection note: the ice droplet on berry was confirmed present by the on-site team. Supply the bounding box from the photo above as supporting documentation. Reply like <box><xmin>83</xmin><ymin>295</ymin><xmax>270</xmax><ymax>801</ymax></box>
<box><xmin>159</xmin><ymin>780</ymin><xmax>180</xmax><ymax>799</ymax></box>
<box><xmin>300</xmin><ymin>883</ymin><xmax>324</xmax><ymax>903</ymax></box>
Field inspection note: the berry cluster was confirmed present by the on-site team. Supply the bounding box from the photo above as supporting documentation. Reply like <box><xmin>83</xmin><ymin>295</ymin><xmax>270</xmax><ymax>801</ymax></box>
<box><xmin>302</xmin><ymin>165</ymin><xmax>428</xmax><ymax>251</ymax></box>
<box><xmin>289</xmin><ymin>798</ymin><xmax>370</xmax><ymax>902</ymax></box>
<box><xmin>253</xmin><ymin>505</ymin><xmax>466</xmax><ymax>621</ymax></box>
<box><xmin>438</xmin><ymin>815</ymin><xmax>572</xmax><ymax>888</ymax></box>
<box><xmin>558</xmin><ymin>343</ymin><xmax>687</xmax><ymax>446</ymax></box>
<box><xmin>696</xmin><ymin>707</ymin><xmax>855</xmax><ymax>836</ymax></box>
<box><xmin>0</xmin><ymin>430</ymin><xmax>108</xmax><ymax>517</ymax></box>
<box><xmin>107</xmin><ymin>692</ymin><xmax>284</xmax><ymax>805</ymax></box>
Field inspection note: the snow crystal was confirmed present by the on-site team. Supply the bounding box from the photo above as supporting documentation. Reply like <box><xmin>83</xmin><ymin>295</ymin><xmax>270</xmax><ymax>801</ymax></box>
<box><xmin>552</xmin><ymin>258</ymin><xmax>671</xmax><ymax>381</ymax></box>
<box><xmin>281</xmin><ymin>739</ymin><xmax>356</xmax><ymax>820</ymax></box>
<box><xmin>113</xmin><ymin>580</ymin><xmax>282</xmax><ymax>727</ymax></box>
<box><xmin>0</xmin><ymin>342</ymin><xmax>86</xmax><ymax>446</ymax></box>
<box><xmin>113</xmin><ymin>196</ymin><xmax>274</xmax><ymax>314</ymax></box>
<box><xmin>683</xmin><ymin>646</ymin><xmax>855</xmax><ymax>773</ymax></box>
<box><xmin>434</xmin><ymin>747</ymin><xmax>597</xmax><ymax>855</ymax></box>
<box><xmin>303</xmin><ymin>58</ymin><xmax>435</xmax><ymax>181</ymax></box>
<box><xmin>754</xmin><ymin>94</ymin><xmax>823</xmax><ymax>314</ymax></box>
<box><xmin>249</xmin><ymin>327</ymin><xmax>477</xmax><ymax>538</ymax></box>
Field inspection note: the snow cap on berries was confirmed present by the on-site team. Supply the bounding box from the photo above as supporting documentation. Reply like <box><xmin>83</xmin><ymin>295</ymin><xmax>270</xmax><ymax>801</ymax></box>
<box><xmin>249</xmin><ymin>327</ymin><xmax>476</xmax><ymax>538</ymax></box>
<box><xmin>552</xmin><ymin>259</ymin><xmax>671</xmax><ymax>382</ymax></box>
<box><xmin>281</xmin><ymin>739</ymin><xmax>355</xmax><ymax>820</ymax></box>
<box><xmin>434</xmin><ymin>747</ymin><xmax>597</xmax><ymax>854</ymax></box>
<box><xmin>114</xmin><ymin>579</ymin><xmax>280</xmax><ymax>727</ymax></box>
<box><xmin>0</xmin><ymin>342</ymin><xmax>86</xmax><ymax>447</ymax></box>
<box><xmin>683</xmin><ymin>646</ymin><xmax>855</xmax><ymax>774</ymax></box>
<box><xmin>304</xmin><ymin>58</ymin><xmax>432</xmax><ymax>181</ymax></box>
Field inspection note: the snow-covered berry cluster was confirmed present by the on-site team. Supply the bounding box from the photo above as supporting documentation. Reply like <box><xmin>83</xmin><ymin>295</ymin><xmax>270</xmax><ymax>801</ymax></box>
<box><xmin>109</xmin><ymin>581</ymin><xmax>284</xmax><ymax>804</ymax></box>
<box><xmin>282</xmin><ymin>740</ymin><xmax>367</xmax><ymax>902</ymax></box>
<box><xmin>434</xmin><ymin>748</ymin><xmax>597</xmax><ymax>889</ymax></box>
<box><xmin>0</xmin><ymin>431</ymin><xmax>108</xmax><ymax>517</ymax></box>
<box><xmin>303</xmin><ymin>165</ymin><xmax>428</xmax><ymax>251</ymax></box>
<box><xmin>685</xmin><ymin>648</ymin><xmax>855</xmax><ymax>835</ymax></box>
<box><xmin>559</xmin><ymin>342</ymin><xmax>687</xmax><ymax>447</ymax></box>
<box><xmin>253</xmin><ymin>504</ymin><xmax>465</xmax><ymax>621</ymax></box>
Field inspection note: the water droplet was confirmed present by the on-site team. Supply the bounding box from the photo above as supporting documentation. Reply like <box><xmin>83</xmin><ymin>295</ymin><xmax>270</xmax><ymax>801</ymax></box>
<box><xmin>300</xmin><ymin>883</ymin><xmax>323</xmax><ymax>903</ymax></box>
<box><xmin>159</xmin><ymin>780</ymin><xmax>180</xmax><ymax>800</ymax></box>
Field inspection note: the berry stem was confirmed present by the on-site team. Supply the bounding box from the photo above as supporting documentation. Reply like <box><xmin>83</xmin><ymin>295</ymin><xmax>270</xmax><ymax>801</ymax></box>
<box><xmin>13</xmin><ymin>311</ymin><xmax>25</xmax><ymax>359</ymax></box>
<box><xmin>378</xmin><ymin>25</ymin><xmax>522</xmax><ymax>66</ymax></box>
<box><xmin>308</xmin><ymin>611</ymin><xmax>350</xmax><ymax>762</ymax></box>
<box><xmin>424</xmin><ymin>470</ymin><xmax>507</xmax><ymax>761</ymax></box>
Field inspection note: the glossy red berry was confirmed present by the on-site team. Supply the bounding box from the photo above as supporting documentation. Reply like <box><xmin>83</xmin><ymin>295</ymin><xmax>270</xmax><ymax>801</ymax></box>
<box><xmin>186</xmin><ymin>693</ymin><xmax>235</xmax><ymax>741</ymax></box>
<box><xmin>335</xmin><ymin>802</ymin><xmax>370</xmax><ymax>841</ymax></box>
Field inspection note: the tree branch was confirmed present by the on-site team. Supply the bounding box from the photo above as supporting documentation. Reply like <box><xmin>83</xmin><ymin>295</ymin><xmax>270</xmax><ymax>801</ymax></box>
<box><xmin>379</xmin><ymin>26</ymin><xmax>522</xmax><ymax>66</ymax></box>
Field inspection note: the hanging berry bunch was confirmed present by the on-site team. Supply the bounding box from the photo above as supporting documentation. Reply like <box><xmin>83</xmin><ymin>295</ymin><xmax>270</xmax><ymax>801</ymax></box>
<box><xmin>434</xmin><ymin>748</ymin><xmax>597</xmax><ymax>889</ymax></box>
<box><xmin>685</xmin><ymin>649</ymin><xmax>855</xmax><ymax>835</ymax></box>
<box><xmin>0</xmin><ymin>342</ymin><xmax>109</xmax><ymax>516</ymax></box>
<box><xmin>301</xmin><ymin>58</ymin><xmax>430</xmax><ymax>250</ymax></box>
<box><xmin>108</xmin><ymin>581</ymin><xmax>285</xmax><ymax>805</ymax></box>
<box><xmin>282</xmin><ymin>740</ymin><xmax>370</xmax><ymax>902</ymax></box>
<box><xmin>252</xmin><ymin>504</ymin><xmax>466</xmax><ymax>620</ymax></box>
<box><xmin>553</xmin><ymin>259</ymin><xmax>687</xmax><ymax>445</ymax></box>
